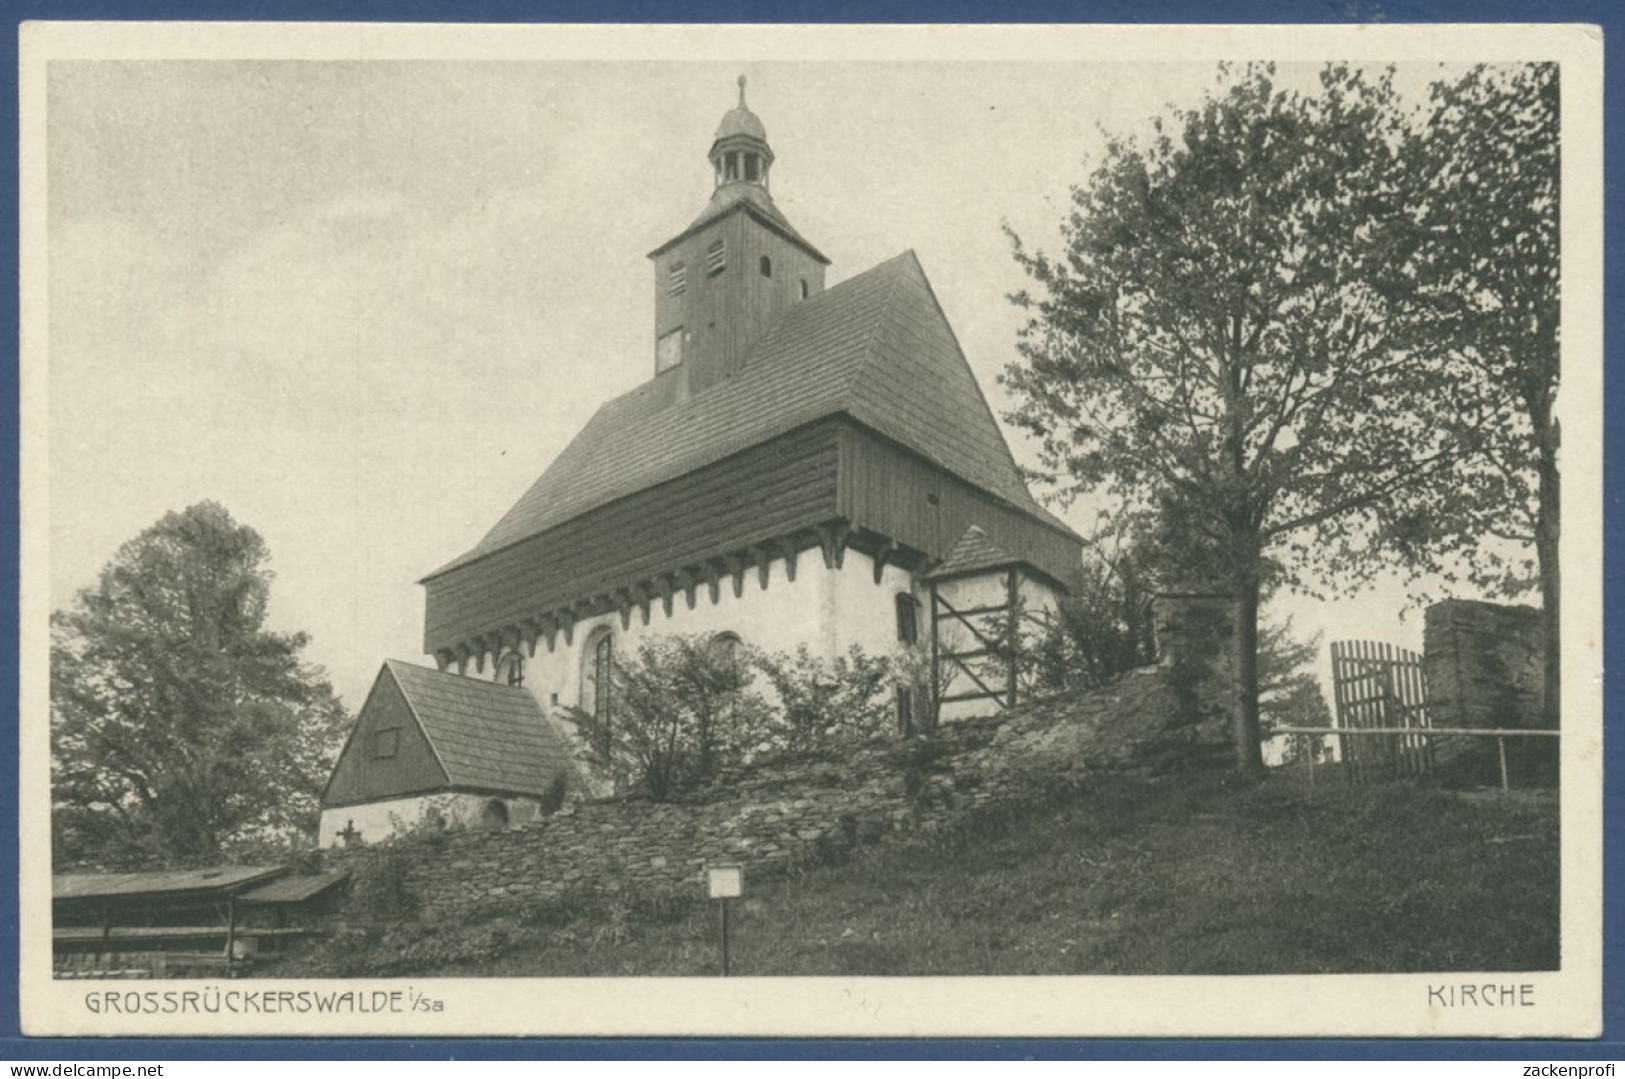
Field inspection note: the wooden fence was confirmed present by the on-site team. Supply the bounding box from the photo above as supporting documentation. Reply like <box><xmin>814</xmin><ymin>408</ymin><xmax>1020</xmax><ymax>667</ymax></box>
<box><xmin>1275</xmin><ymin>726</ymin><xmax>1559</xmax><ymax>791</ymax></box>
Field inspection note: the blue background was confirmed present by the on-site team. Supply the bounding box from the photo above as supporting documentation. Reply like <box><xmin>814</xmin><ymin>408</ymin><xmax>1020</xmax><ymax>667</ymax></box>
<box><xmin>0</xmin><ymin>0</ymin><xmax>1617</xmax><ymax>1059</ymax></box>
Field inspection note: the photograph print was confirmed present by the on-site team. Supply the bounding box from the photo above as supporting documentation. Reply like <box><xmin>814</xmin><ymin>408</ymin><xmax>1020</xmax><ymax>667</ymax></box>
<box><xmin>18</xmin><ymin>22</ymin><xmax>1604</xmax><ymax>1038</ymax></box>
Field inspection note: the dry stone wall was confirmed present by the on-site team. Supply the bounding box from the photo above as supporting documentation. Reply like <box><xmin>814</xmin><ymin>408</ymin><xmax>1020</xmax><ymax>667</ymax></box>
<box><xmin>1422</xmin><ymin>598</ymin><xmax>1552</xmax><ymax>786</ymax></box>
<box><xmin>1423</xmin><ymin>599</ymin><xmax>1546</xmax><ymax>731</ymax></box>
<box><xmin>322</xmin><ymin>662</ymin><xmax>1229</xmax><ymax>919</ymax></box>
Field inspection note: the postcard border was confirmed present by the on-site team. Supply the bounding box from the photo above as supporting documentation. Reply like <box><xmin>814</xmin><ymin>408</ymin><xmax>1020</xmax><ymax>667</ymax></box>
<box><xmin>4</xmin><ymin>0</ymin><xmax>1621</xmax><ymax>1059</ymax></box>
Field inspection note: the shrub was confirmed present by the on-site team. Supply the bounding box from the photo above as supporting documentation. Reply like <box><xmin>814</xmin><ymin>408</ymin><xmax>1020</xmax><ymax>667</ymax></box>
<box><xmin>570</xmin><ymin>635</ymin><xmax>774</xmax><ymax>801</ymax></box>
<box><xmin>539</xmin><ymin>773</ymin><xmax>570</xmax><ymax>815</ymax></box>
<box><xmin>752</xmin><ymin>644</ymin><xmax>895</xmax><ymax>753</ymax></box>
<box><xmin>347</xmin><ymin>848</ymin><xmax>415</xmax><ymax>920</ymax></box>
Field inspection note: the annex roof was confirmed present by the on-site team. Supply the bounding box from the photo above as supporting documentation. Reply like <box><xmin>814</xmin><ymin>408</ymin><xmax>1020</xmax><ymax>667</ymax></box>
<box><xmin>54</xmin><ymin>865</ymin><xmax>284</xmax><ymax>904</ymax></box>
<box><xmin>383</xmin><ymin>660</ymin><xmax>580</xmax><ymax>799</ymax></box>
<box><xmin>431</xmin><ymin>250</ymin><xmax>1072</xmax><ymax>579</ymax></box>
<box><xmin>925</xmin><ymin>525</ymin><xmax>1070</xmax><ymax>590</ymax></box>
<box><xmin>925</xmin><ymin>525</ymin><xmax>1015</xmax><ymax>580</ymax></box>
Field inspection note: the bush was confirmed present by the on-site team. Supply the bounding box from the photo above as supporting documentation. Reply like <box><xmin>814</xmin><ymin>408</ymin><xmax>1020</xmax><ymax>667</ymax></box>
<box><xmin>569</xmin><ymin>636</ymin><xmax>906</xmax><ymax>799</ymax></box>
<box><xmin>539</xmin><ymin>773</ymin><xmax>570</xmax><ymax>815</ymax></box>
<box><xmin>752</xmin><ymin>644</ymin><xmax>895</xmax><ymax>753</ymax></box>
<box><xmin>315</xmin><ymin>920</ymin><xmax>511</xmax><ymax>977</ymax></box>
<box><xmin>570</xmin><ymin>635</ymin><xmax>774</xmax><ymax>801</ymax></box>
<box><xmin>347</xmin><ymin>848</ymin><xmax>415</xmax><ymax>920</ymax></box>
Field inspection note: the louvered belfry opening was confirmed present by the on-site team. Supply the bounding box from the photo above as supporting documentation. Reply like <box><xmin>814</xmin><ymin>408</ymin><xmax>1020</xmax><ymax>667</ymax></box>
<box><xmin>646</xmin><ymin>78</ymin><xmax>829</xmax><ymax>394</ymax></box>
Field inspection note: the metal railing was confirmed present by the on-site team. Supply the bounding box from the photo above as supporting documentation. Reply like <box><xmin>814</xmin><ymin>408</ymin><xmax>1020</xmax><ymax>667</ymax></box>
<box><xmin>1272</xmin><ymin>726</ymin><xmax>1560</xmax><ymax>790</ymax></box>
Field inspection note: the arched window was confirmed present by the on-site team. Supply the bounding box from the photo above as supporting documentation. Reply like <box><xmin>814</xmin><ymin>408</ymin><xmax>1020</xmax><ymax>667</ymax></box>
<box><xmin>895</xmin><ymin>593</ymin><xmax>920</xmax><ymax>645</ymax></box>
<box><xmin>745</xmin><ymin>153</ymin><xmax>760</xmax><ymax>182</ymax></box>
<box><xmin>759</xmin><ymin>255</ymin><xmax>772</xmax><ymax>278</ymax></box>
<box><xmin>724</xmin><ymin>152</ymin><xmax>740</xmax><ymax>181</ymax></box>
<box><xmin>499</xmin><ymin>652</ymin><xmax>525</xmax><ymax>688</ymax></box>
<box><xmin>582</xmin><ymin>628</ymin><xmax>616</xmax><ymax>748</ymax></box>
<box><xmin>709</xmin><ymin>631</ymin><xmax>744</xmax><ymax>679</ymax></box>
<box><xmin>799</xmin><ymin>279</ymin><xmax>810</xmax><ymax>300</ymax></box>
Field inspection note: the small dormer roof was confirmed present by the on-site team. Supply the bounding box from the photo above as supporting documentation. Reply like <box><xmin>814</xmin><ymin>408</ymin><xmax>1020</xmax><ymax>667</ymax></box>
<box><xmin>925</xmin><ymin>524</ymin><xmax>1073</xmax><ymax>592</ymax></box>
<box><xmin>925</xmin><ymin>526</ymin><xmax>1016</xmax><ymax>581</ymax></box>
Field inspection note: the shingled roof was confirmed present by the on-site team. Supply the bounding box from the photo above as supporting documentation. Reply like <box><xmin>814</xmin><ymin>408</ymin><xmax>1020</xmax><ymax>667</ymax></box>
<box><xmin>925</xmin><ymin>525</ymin><xmax>1016</xmax><ymax>580</ymax></box>
<box><xmin>925</xmin><ymin>525</ymin><xmax>1070</xmax><ymax>590</ymax></box>
<box><xmin>431</xmin><ymin>250</ymin><xmax>1070</xmax><ymax>578</ymax></box>
<box><xmin>651</xmin><ymin>185</ymin><xmax>828</xmax><ymax>265</ymax></box>
<box><xmin>384</xmin><ymin>660</ymin><xmax>580</xmax><ymax>799</ymax></box>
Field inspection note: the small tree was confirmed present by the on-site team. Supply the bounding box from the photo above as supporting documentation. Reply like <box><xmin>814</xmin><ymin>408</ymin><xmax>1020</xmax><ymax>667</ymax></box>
<box><xmin>1268</xmin><ymin>676</ymin><xmax>1335</xmax><ymax>766</ymax></box>
<box><xmin>1023</xmin><ymin>519</ymin><xmax>1161</xmax><ymax>696</ymax></box>
<box><xmin>890</xmin><ymin>638</ymin><xmax>960</xmax><ymax>735</ymax></box>
<box><xmin>1253</xmin><ymin>615</ymin><xmax>1333</xmax><ymax>764</ymax></box>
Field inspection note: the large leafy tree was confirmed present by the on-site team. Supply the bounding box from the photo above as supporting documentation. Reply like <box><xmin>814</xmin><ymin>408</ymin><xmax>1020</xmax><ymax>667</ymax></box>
<box><xmin>1004</xmin><ymin>64</ymin><xmax>1454</xmax><ymax>770</ymax></box>
<box><xmin>51</xmin><ymin>502</ymin><xmax>349</xmax><ymax>865</ymax></box>
<box><xmin>1385</xmin><ymin>63</ymin><xmax>1560</xmax><ymax>725</ymax></box>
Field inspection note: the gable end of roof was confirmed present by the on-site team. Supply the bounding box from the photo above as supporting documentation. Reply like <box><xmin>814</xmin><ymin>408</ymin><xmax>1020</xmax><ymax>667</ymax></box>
<box><xmin>647</xmin><ymin>198</ymin><xmax>830</xmax><ymax>265</ymax></box>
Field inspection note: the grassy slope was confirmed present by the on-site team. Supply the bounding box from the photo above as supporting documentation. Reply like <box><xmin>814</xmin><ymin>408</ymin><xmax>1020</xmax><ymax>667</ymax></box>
<box><xmin>287</xmin><ymin>771</ymin><xmax>1559</xmax><ymax>978</ymax></box>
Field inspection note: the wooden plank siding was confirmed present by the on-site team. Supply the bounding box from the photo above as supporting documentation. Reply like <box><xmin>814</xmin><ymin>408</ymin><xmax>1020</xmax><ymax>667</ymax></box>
<box><xmin>423</xmin><ymin>420</ymin><xmax>843</xmax><ymax>654</ymax></box>
<box><xmin>323</xmin><ymin>668</ymin><xmax>450</xmax><ymax>808</ymax></box>
<box><xmin>423</xmin><ymin>417</ymin><xmax>1082</xmax><ymax>660</ymax></box>
<box><xmin>835</xmin><ymin>423</ymin><xmax>1081</xmax><ymax>589</ymax></box>
<box><xmin>652</xmin><ymin>206</ymin><xmax>828</xmax><ymax>397</ymax></box>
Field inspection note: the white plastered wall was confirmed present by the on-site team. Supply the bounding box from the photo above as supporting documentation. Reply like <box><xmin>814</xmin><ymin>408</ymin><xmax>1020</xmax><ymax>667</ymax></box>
<box><xmin>443</xmin><ymin>548</ymin><xmax>926</xmax><ymax>728</ymax></box>
<box><xmin>318</xmin><ymin>790</ymin><xmax>545</xmax><ymax>849</ymax></box>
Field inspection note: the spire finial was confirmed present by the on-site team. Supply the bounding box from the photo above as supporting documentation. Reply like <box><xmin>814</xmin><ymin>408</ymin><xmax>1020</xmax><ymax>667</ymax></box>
<box><xmin>737</xmin><ymin>74</ymin><xmax>747</xmax><ymax>108</ymax></box>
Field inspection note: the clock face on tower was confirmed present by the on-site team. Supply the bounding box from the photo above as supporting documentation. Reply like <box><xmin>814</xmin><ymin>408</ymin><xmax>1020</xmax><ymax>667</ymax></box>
<box><xmin>656</xmin><ymin>327</ymin><xmax>684</xmax><ymax>373</ymax></box>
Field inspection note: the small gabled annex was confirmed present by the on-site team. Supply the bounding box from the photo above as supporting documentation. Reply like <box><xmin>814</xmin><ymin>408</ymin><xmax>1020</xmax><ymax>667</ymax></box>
<box><xmin>319</xmin><ymin>660</ymin><xmax>580</xmax><ymax>846</ymax></box>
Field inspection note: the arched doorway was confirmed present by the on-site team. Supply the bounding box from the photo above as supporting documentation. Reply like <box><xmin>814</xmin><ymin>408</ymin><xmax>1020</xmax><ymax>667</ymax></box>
<box><xmin>476</xmin><ymin>798</ymin><xmax>509</xmax><ymax>832</ymax></box>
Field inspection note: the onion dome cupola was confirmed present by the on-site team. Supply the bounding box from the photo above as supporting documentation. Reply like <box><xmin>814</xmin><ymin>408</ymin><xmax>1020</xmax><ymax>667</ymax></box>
<box><xmin>647</xmin><ymin>76</ymin><xmax>831</xmax><ymax>395</ymax></box>
<box><xmin>710</xmin><ymin>76</ymin><xmax>774</xmax><ymax>190</ymax></box>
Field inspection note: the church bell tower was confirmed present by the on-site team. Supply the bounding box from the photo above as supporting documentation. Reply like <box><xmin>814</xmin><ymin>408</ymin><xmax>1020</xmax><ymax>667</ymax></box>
<box><xmin>647</xmin><ymin>77</ymin><xmax>830</xmax><ymax>394</ymax></box>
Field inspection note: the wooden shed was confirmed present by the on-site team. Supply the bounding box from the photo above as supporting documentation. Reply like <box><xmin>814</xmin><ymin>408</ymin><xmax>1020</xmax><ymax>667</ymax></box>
<box><xmin>53</xmin><ymin>864</ymin><xmax>348</xmax><ymax>978</ymax></box>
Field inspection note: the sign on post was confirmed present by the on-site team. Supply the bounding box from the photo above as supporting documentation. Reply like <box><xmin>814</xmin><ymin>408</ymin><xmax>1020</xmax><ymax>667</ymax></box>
<box><xmin>706</xmin><ymin>864</ymin><xmax>744</xmax><ymax>976</ymax></box>
<box><xmin>707</xmin><ymin>864</ymin><xmax>744</xmax><ymax>899</ymax></box>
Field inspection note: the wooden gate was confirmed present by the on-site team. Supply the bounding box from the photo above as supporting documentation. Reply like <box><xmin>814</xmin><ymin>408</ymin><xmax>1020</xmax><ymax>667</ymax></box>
<box><xmin>1328</xmin><ymin>640</ymin><xmax>1434</xmax><ymax>783</ymax></box>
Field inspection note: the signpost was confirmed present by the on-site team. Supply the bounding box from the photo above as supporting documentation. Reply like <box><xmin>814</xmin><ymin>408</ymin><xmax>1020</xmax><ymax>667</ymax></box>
<box><xmin>706</xmin><ymin>864</ymin><xmax>744</xmax><ymax>976</ymax></box>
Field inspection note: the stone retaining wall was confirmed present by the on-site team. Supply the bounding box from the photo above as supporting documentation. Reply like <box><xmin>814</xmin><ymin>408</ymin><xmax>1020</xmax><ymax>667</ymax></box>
<box><xmin>323</xmin><ymin>663</ymin><xmax>1227</xmax><ymax>918</ymax></box>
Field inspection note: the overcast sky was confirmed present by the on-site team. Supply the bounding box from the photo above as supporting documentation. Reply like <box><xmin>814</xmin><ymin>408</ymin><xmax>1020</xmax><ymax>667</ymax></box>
<box><xmin>47</xmin><ymin>58</ymin><xmax>1471</xmax><ymax>707</ymax></box>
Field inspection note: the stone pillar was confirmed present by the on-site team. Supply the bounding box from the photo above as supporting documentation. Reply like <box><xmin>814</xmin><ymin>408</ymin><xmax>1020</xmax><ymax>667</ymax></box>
<box><xmin>1150</xmin><ymin>592</ymin><xmax>1237</xmax><ymax>755</ymax></box>
<box><xmin>1423</xmin><ymin>598</ymin><xmax>1546</xmax><ymax>729</ymax></box>
<box><xmin>1423</xmin><ymin>598</ymin><xmax>1551</xmax><ymax>786</ymax></box>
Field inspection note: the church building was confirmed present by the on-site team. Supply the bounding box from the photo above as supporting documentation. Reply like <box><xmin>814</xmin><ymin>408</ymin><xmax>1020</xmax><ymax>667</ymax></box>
<box><xmin>318</xmin><ymin>79</ymin><xmax>1084</xmax><ymax>847</ymax></box>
